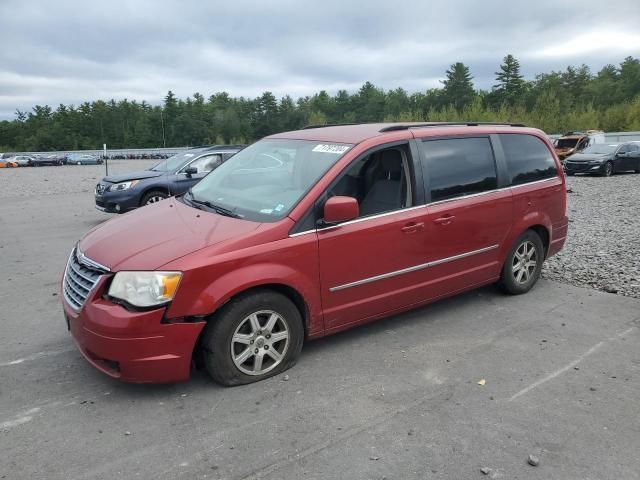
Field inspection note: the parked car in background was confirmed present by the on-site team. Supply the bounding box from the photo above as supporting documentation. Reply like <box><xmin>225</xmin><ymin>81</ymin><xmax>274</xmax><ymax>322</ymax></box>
<box><xmin>554</xmin><ymin>130</ymin><xmax>605</xmax><ymax>162</ymax></box>
<box><xmin>68</xmin><ymin>153</ymin><xmax>103</xmax><ymax>165</ymax></box>
<box><xmin>94</xmin><ymin>145</ymin><xmax>245</xmax><ymax>213</ymax></box>
<box><xmin>31</xmin><ymin>154</ymin><xmax>65</xmax><ymax>166</ymax></box>
<box><xmin>64</xmin><ymin>122</ymin><xmax>568</xmax><ymax>385</ymax></box>
<box><xmin>564</xmin><ymin>142</ymin><xmax>640</xmax><ymax>176</ymax></box>
<box><xmin>0</xmin><ymin>158</ymin><xmax>18</xmax><ymax>168</ymax></box>
<box><xmin>11</xmin><ymin>155</ymin><xmax>37</xmax><ymax>167</ymax></box>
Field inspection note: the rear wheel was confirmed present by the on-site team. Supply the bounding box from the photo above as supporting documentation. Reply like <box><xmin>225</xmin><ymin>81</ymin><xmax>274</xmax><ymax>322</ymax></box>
<box><xmin>201</xmin><ymin>290</ymin><xmax>304</xmax><ymax>386</ymax></box>
<box><xmin>499</xmin><ymin>230</ymin><xmax>544</xmax><ymax>295</ymax></box>
<box><xmin>141</xmin><ymin>190</ymin><xmax>168</xmax><ymax>206</ymax></box>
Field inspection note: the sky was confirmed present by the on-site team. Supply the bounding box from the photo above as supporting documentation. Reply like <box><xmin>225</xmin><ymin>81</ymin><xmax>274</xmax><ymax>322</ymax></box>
<box><xmin>1</xmin><ymin>0</ymin><xmax>639</xmax><ymax>119</ymax></box>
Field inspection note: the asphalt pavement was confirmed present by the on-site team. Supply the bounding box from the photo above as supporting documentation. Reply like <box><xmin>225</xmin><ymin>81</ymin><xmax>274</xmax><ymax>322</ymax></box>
<box><xmin>1</xmin><ymin>163</ymin><xmax>639</xmax><ymax>480</ymax></box>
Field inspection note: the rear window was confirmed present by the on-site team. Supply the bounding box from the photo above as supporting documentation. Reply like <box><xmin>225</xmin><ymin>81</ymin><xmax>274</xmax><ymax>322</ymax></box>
<box><xmin>500</xmin><ymin>134</ymin><xmax>558</xmax><ymax>185</ymax></box>
<box><xmin>421</xmin><ymin>137</ymin><xmax>497</xmax><ymax>202</ymax></box>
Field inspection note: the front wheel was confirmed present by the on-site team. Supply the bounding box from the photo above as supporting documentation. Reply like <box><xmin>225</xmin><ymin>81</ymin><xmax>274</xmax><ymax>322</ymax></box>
<box><xmin>499</xmin><ymin>230</ymin><xmax>544</xmax><ymax>295</ymax></box>
<box><xmin>603</xmin><ymin>161</ymin><xmax>613</xmax><ymax>177</ymax></box>
<box><xmin>141</xmin><ymin>190</ymin><xmax>168</xmax><ymax>206</ymax></box>
<box><xmin>201</xmin><ymin>290</ymin><xmax>304</xmax><ymax>386</ymax></box>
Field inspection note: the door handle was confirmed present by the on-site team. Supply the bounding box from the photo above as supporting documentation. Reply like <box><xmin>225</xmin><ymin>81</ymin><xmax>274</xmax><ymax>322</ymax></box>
<box><xmin>401</xmin><ymin>222</ymin><xmax>425</xmax><ymax>234</ymax></box>
<box><xmin>433</xmin><ymin>215</ymin><xmax>455</xmax><ymax>226</ymax></box>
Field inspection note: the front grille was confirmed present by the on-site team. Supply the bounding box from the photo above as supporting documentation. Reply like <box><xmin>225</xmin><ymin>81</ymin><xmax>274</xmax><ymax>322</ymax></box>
<box><xmin>63</xmin><ymin>248</ymin><xmax>108</xmax><ymax>311</ymax></box>
<box><xmin>565</xmin><ymin>162</ymin><xmax>591</xmax><ymax>172</ymax></box>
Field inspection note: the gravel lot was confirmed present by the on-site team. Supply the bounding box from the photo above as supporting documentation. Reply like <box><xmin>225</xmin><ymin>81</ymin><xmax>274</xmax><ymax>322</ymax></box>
<box><xmin>543</xmin><ymin>173</ymin><xmax>640</xmax><ymax>298</ymax></box>
<box><xmin>2</xmin><ymin>162</ymin><xmax>639</xmax><ymax>298</ymax></box>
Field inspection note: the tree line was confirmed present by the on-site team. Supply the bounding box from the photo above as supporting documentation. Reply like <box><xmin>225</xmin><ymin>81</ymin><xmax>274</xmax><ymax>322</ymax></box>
<box><xmin>1</xmin><ymin>55</ymin><xmax>639</xmax><ymax>152</ymax></box>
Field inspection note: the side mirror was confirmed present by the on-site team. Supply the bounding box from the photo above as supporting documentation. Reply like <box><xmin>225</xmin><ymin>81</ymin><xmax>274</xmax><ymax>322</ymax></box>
<box><xmin>184</xmin><ymin>166</ymin><xmax>197</xmax><ymax>177</ymax></box>
<box><xmin>323</xmin><ymin>196</ymin><xmax>359</xmax><ymax>224</ymax></box>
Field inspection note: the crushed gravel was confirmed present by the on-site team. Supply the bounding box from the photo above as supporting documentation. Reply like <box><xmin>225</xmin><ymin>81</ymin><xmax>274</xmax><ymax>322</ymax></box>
<box><xmin>543</xmin><ymin>173</ymin><xmax>640</xmax><ymax>299</ymax></box>
<box><xmin>1</xmin><ymin>161</ymin><xmax>638</xmax><ymax>298</ymax></box>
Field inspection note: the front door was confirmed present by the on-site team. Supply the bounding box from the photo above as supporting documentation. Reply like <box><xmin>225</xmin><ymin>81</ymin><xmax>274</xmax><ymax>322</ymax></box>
<box><xmin>317</xmin><ymin>144</ymin><xmax>431</xmax><ymax>332</ymax></box>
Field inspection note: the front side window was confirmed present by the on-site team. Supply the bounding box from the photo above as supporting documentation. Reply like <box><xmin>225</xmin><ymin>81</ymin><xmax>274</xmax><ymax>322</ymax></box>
<box><xmin>327</xmin><ymin>146</ymin><xmax>412</xmax><ymax>218</ymax></box>
<box><xmin>185</xmin><ymin>154</ymin><xmax>222</xmax><ymax>173</ymax></box>
<box><xmin>190</xmin><ymin>139</ymin><xmax>352</xmax><ymax>222</ymax></box>
<box><xmin>499</xmin><ymin>134</ymin><xmax>558</xmax><ymax>185</ymax></box>
<box><xmin>421</xmin><ymin>137</ymin><xmax>497</xmax><ymax>202</ymax></box>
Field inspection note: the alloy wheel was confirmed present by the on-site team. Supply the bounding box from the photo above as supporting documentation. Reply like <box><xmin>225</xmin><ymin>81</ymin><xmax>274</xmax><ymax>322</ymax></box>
<box><xmin>231</xmin><ymin>310</ymin><xmax>290</xmax><ymax>376</ymax></box>
<box><xmin>512</xmin><ymin>241</ymin><xmax>537</xmax><ymax>284</ymax></box>
<box><xmin>145</xmin><ymin>195</ymin><xmax>165</xmax><ymax>204</ymax></box>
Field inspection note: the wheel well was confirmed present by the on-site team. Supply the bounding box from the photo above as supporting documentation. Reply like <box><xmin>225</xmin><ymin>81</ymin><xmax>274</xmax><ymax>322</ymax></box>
<box><xmin>208</xmin><ymin>284</ymin><xmax>310</xmax><ymax>338</ymax></box>
<box><xmin>528</xmin><ymin>225</ymin><xmax>550</xmax><ymax>257</ymax></box>
<box><xmin>140</xmin><ymin>186</ymin><xmax>169</xmax><ymax>205</ymax></box>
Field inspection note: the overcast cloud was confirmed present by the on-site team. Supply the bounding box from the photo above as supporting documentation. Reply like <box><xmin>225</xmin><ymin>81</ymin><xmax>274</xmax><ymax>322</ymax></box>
<box><xmin>1</xmin><ymin>0</ymin><xmax>639</xmax><ymax>119</ymax></box>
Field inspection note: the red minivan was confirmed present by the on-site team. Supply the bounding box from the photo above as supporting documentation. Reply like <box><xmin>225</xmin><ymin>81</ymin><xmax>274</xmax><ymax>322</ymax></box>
<box><xmin>61</xmin><ymin>123</ymin><xmax>568</xmax><ymax>385</ymax></box>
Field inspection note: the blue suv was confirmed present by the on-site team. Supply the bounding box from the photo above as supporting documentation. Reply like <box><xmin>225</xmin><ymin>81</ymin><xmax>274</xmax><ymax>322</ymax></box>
<box><xmin>95</xmin><ymin>145</ymin><xmax>244</xmax><ymax>213</ymax></box>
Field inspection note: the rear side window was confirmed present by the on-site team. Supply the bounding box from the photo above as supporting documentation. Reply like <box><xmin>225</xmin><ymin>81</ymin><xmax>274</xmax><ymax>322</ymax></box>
<box><xmin>500</xmin><ymin>134</ymin><xmax>557</xmax><ymax>185</ymax></box>
<box><xmin>421</xmin><ymin>137</ymin><xmax>497</xmax><ymax>202</ymax></box>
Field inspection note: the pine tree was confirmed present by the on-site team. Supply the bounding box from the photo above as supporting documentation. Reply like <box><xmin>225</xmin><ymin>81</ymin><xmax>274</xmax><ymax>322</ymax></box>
<box><xmin>441</xmin><ymin>62</ymin><xmax>476</xmax><ymax>111</ymax></box>
<box><xmin>493</xmin><ymin>54</ymin><xmax>526</xmax><ymax>106</ymax></box>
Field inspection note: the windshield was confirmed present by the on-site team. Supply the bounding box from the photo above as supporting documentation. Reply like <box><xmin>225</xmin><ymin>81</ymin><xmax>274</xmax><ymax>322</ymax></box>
<box><xmin>581</xmin><ymin>144</ymin><xmax>618</xmax><ymax>155</ymax></box>
<box><xmin>189</xmin><ymin>139</ymin><xmax>352</xmax><ymax>222</ymax></box>
<box><xmin>151</xmin><ymin>151</ymin><xmax>200</xmax><ymax>172</ymax></box>
<box><xmin>555</xmin><ymin>138</ymin><xmax>579</xmax><ymax>149</ymax></box>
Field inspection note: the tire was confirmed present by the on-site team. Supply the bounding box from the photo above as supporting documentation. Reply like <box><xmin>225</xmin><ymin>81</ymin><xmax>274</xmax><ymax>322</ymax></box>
<box><xmin>499</xmin><ymin>230</ymin><xmax>544</xmax><ymax>295</ymax></box>
<box><xmin>76</xmin><ymin>161</ymin><xmax>82</xmax><ymax>165</ymax></box>
<box><xmin>201</xmin><ymin>290</ymin><xmax>304</xmax><ymax>386</ymax></box>
<box><xmin>603</xmin><ymin>161</ymin><xmax>613</xmax><ymax>177</ymax></box>
<box><xmin>141</xmin><ymin>190</ymin><xmax>168</xmax><ymax>206</ymax></box>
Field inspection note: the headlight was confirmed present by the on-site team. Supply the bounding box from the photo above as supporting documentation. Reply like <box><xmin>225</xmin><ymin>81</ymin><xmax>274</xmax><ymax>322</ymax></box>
<box><xmin>108</xmin><ymin>180</ymin><xmax>140</xmax><ymax>191</ymax></box>
<box><xmin>108</xmin><ymin>271</ymin><xmax>182</xmax><ymax>307</ymax></box>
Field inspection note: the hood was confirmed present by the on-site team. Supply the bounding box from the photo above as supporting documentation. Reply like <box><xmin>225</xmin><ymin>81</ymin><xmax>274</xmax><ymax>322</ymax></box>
<box><xmin>79</xmin><ymin>198</ymin><xmax>261</xmax><ymax>271</ymax></box>
<box><xmin>566</xmin><ymin>153</ymin><xmax>610</xmax><ymax>162</ymax></box>
<box><xmin>102</xmin><ymin>170</ymin><xmax>165</xmax><ymax>183</ymax></box>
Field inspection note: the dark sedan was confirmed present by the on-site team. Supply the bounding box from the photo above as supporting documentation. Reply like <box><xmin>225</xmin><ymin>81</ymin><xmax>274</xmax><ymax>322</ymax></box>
<box><xmin>32</xmin><ymin>154</ymin><xmax>65</xmax><ymax>166</ymax></box>
<box><xmin>564</xmin><ymin>142</ymin><xmax>640</xmax><ymax>176</ymax></box>
<box><xmin>95</xmin><ymin>145</ymin><xmax>244</xmax><ymax>213</ymax></box>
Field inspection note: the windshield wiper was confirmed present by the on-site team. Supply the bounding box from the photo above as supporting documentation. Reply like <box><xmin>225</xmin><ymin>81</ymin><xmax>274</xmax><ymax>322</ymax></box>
<box><xmin>185</xmin><ymin>190</ymin><xmax>242</xmax><ymax>218</ymax></box>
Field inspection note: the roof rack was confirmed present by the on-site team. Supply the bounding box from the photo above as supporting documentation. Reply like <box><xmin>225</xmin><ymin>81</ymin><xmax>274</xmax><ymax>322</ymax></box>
<box><xmin>378</xmin><ymin>122</ymin><xmax>526</xmax><ymax>132</ymax></box>
<box><xmin>302</xmin><ymin>123</ymin><xmax>359</xmax><ymax>130</ymax></box>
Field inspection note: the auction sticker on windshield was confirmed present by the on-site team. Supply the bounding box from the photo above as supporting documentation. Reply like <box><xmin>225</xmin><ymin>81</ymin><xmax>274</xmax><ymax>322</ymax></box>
<box><xmin>312</xmin><ymin>144</ymin><xmax>350</xmax><ymax>154</ymax></box>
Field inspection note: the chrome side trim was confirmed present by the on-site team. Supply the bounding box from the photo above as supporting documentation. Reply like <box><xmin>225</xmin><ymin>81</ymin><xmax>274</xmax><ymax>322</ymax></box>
<box><xmin>329</xmin><ymin>244</ymin><xmax>499</xmax><ymax>292</ymax></box>
<box><xmin>289</xmin><ymin>229</ymin><xmax>316</xmax><ymax>238</ymax></box>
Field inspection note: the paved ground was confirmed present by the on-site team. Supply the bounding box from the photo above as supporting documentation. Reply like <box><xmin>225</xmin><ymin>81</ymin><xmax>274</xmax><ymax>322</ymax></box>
<box><xmin>1</xmin><ymin>163</ymin><xmax>639</xmax><ymax>479</ymax></box>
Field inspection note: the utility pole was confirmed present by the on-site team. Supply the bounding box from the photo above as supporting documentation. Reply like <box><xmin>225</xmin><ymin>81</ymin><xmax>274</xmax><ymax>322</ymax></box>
<box><xmin>160</xmin><ymin>110</ymin><xmax>166</xmax><ymax>148</ymax></box>
<box><xmin>103</xmin><ymin>143</ymin><xmax>108</xmax><ymax>176</ymax></box>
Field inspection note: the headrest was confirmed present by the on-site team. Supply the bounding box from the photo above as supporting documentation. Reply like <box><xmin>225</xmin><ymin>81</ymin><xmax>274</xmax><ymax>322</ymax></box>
<box><xmin>380</xmin><ymin>149</ymin><xmax>402</xmax><ymax>172</ymax></box>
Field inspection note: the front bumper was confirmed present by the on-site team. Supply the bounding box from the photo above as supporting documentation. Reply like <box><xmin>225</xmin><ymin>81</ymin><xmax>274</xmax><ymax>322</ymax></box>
<box><xmin>62</xmin><ymin>277</ymin><xmax>205</xmax><ymax>383</ymax></box>
<box><xmin>564</xmin><ymin>162</ymin><xmax>604</xmax><ymax>174</ymax></box>
<box><xmin>95</xmin><ymin>188</ymin><xmax>141</xmax><ymax>213</ymax></box>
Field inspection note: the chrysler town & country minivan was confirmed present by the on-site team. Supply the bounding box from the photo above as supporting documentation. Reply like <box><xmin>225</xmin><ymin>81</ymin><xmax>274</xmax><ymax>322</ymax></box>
<box><xmin>61</xmin><ymin>122</ymin><xmax>568</xmax><ymax>386</ymax></box>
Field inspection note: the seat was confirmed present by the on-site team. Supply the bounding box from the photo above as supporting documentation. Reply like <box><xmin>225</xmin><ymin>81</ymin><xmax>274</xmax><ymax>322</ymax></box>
<box><xmin>359</xmin><ymin>150</ymin><xmax>404</xmax><ymax>216</ymax></box>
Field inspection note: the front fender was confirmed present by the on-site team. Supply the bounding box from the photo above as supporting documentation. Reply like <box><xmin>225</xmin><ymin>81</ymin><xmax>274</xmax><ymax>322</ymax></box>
<box><xmin>165</xmin><ymin>237</ymin><xmax>323</xmax><ymax>336</ymax></box>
